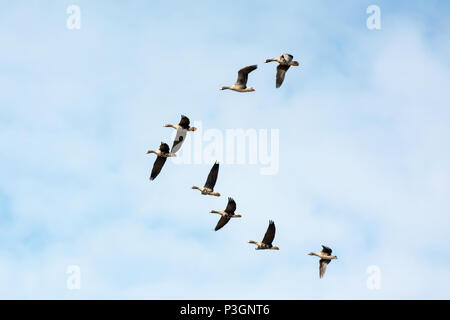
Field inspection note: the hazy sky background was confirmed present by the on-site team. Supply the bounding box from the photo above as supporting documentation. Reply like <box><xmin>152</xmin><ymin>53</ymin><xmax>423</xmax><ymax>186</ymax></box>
<box><xmin>0</xmin><ymin>0</ymin><xmax>449</xmax><ymax>299</ymax></box>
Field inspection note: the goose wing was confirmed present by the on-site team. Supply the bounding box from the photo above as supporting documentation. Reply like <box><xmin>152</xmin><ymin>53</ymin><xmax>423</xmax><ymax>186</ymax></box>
<box><xmin>204</xmin><ymin>162</ymin><xmax>219</xmax><ymax>190</ymax></box>
<box><xmin>179</xmin><ymin>115</ymin><xmax>190</xmax><ymax>129</ymax></box>
<box><xmin>261</xmin><ymin>220</ymin><xmax>276</xmax><ymax>245</ymax></box>
<box><xmin>159</xmin><ymin>142</ymin><xmax>170</xmax><ymax>154</ymax></box>
<box><xmin>150</xmin><ymin>156</ymin><xmax>167</xmax><ymax>180</ymax></box>
<box><xmin>235</xmin><ymin>65</ymin><xmax>257</xmax><ymax>87</ymax></box>
<box><xmin>171</xmin><ymin>129</ymin><xmax>187</xmax><ymax>153</ymax></box>
<box><xmin>224</xmin><ymin>197</ymin><xmax>236</xmax><ymax>214</ymax></box>
<box><xmin>276</xmin><ymin>64</ymin><xmax>290</xmax><ymax>88</ymax></box>
<box><xmin>319</xmin><ymin>259</ymin><xmax>330</xmax><ymax>278</ymax></box>
<box><xmin>321</xmin><ymin>245</ymin><xmax>333</xmax><ymax>255</ymax></box>
<box><xmin>282</xmin><ymin>53</ymin><xmax>293</xmax><ymax>63</ymax></box>
<box><xmin>214</xmin><ymin>215</ymin><xmax>230</xmax><ymax>231</ymax></box>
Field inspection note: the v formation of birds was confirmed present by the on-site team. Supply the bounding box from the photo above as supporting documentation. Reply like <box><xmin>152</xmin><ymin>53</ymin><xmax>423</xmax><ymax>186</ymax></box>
<box><xmin>146</xmin><ymin>53</ymin><xmax>337</xmax><ymax>279</ymax></box>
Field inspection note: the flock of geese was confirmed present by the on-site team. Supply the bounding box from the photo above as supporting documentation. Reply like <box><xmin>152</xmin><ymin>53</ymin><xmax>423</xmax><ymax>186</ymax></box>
<box><xmin>146</xmin><ymin>53</ymin><xmax>338</xmax><ymax>278</ymax></box>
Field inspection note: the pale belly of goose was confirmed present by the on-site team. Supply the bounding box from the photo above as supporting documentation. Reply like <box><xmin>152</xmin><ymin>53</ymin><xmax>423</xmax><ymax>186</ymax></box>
<box><xmin>201</xmin><ymin>188</ymin><xmax>214</xmax><ymax>195</ymax></box>
<box><xmin>257</xmin><ymin>243</ymin><xmax>272</xmax><ymax>250</ymax></box>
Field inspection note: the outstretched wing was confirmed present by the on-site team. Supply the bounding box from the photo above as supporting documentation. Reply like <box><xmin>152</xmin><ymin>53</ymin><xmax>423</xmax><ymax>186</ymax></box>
<box><xmin>179</xmin><ymin>115</ymin><xmax>190</xmax><ymax>129</ymax></box>
<box><xmin>276</xmin><ymin>64</ymin><xmax>290</xmax><ymax>88</ymax></box>
<box><xmin>171</xmin><ymin>128</ymin><xmax>187</xmax><ymax>153</ymax></box>
<box><xmin>150</xmin><ymin>156</ymin><xmax>167</xmax><ymax>180</ymax></box>
<box><xmin>262</xmin><ymin>220</ymin><xmax>276</xmax><ymax>246</ymax></box>
<box><xmin>224</xmin><ymin>197</ymin><xmax>236</xmax><ymax>214</ymax></box>
<box><xmin>319</xmin><ymin>259</ymin><xmax>330</xmax><ymax>278</ymax></box>
<box><xmin>321</xmin><ymin>245</ymin><xmax>333</xmax><ymax>255</ymax></box>
<box><xmin>214</xmin><ymin>215</ymin><xmax>230</xmax><ymax>231</ymax></box>
<box><xmin>159</xmin><ymin>142</ymin><xmax>170</xmax><ymax>153</ymax></box>
<box><xmin>204</xmin><ymin>162</ymin><xmax>219</xmax><ymax>189</ymax></box>
<box><xmin>236</xmin><ymin>65</ymin><xmax>257</xmax><ymax>87</ymax></box>
<box><xmin>282</xmin><ymin>53</ymin><xmax>293</xmax><ymax>63</ymax></box>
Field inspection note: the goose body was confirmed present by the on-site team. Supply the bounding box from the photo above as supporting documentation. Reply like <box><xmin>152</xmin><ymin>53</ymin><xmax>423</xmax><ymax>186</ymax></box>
<box><xmin>264</xmin><ymin>53</ymin><xmax>299</xmax><ymax>88</ymax></box>
<box><xmin>165</xmin><ymin>115</ymin><xmax>197</xmax><ymax>153</ymax></box>
<box><xmin>248</xmin><ymin>220</ymin><xmax>279</xmax><ymax>250</ymax></box>
<box><xmin>308</xmin><ymin>245</ymin><xmax>338</xmax><ymax>278</ymax></box>
<box><xmin>221</xmin><ymin>65</ymin><xmax>257</xmax><ymax>92</ymax></box>
<box><xmin>146</xmin><ymin>142</ymin><xmax>176</xmax><ymax>180</ymax></box>
<box><xmin>210</xmin><ymin>197</ymin><xmax>242</xmax><ymax>231</ymax></box>
<box><xmin>192</xmin><ymin>162</ymin><xmax>220</xmax><ymax>196</ymax></box>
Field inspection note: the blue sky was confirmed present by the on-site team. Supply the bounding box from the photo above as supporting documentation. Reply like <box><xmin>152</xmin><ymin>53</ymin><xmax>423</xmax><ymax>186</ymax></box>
<box><xmin>0</xmin><ymin>0</ymin><xmax>449</xmax><ymax>299</ymax></box>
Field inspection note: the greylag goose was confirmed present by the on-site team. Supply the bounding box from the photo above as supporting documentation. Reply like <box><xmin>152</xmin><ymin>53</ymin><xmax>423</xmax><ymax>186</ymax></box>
<box><xmin>192</xmin><ymin>162</ymin><xmax>220</xmax><ymax>196</ymax></box>
<box><xmin>308</xmin><ymin>245</ymin><xmax>338</xmax><ymax>278</ymax></box>
<box><xmin>146</xmin><ymin>142</ymin><xmax>176</xmax><ymax>180</ymax></box>
<box><xmin>220</xmin><ymin>65</ymin><xmax>257</xmax><ymax>92</ymax></box>
<box><xmin>164</xmin><ymin>115</ymin><xmax>197</xmax><ymax>153</ymax></box>
<box><xmin>210</xmin><ymin>197</ymin><xmax>242</xmax><ymax>231</ymax></box>
<box><xmin>248</xmin><ymin>220</ymin><xmax>279</xmax><ymax>250</ymax></box>
<box><xmin>264</xmin><ymin>53</ymin><xmax>299</xmax><ymax>88</ymax></box>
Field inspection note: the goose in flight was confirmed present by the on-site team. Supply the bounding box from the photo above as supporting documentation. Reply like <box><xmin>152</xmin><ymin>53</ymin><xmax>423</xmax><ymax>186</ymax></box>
<box><xmin>220</xmin><ymin>65</ymin><xmax>257</xmax><ymax>92</ymax></box>
<box><xmin>164</xmin><ymin>115</ymin><xmax>197</xmax><ymax>153</ymax></box>
<box><xmin>192</xmin><ymin>162</ymin><xmax>220</xmax><ymax>196</ymax></box>
<box><xmin>210</xmin><ymin>197</ymin><xmax>242</xmax><ymax>231</ymax></box>
<box><xmin>264</xmin><ymin>53</ymin><xmax>299</xmax><ymax>88</ymax></box>
<box><xmin>308</xmin><ymin>245</ymin><xmax>338</xmax><ymax>278</ymax></box>
<box><xmin>146</xmin><ymin>142</ymin><xmax>176</xmax><ymax>180</ymax></box>
<box><xmin>248</xmin><ymin>220</ymin><xmax>279</xmax><ymax>250</ymax></box>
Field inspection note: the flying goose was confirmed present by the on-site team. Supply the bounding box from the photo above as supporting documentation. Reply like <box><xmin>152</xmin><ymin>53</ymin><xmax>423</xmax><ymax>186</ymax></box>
<box><xmin>248</xmin><ymin>220</ymin><xmax>279</xmax><ymax>250</ymax></box>
<box><xmin>192</xmin><ymin>162</ymin><xmax>220</xmax><ymax>196</ymax></box>
<box><xmin>308</xmin><ymin>245</ymin><xmax>338</xmax><ymax>278</ymax></box>
<box><xmin>210</xmin><ymin>197</ymin><xmax>242</xmax><ymax>231</ymax></box>
<box><xmin>264</xmin><ymin>53</ymin><xmax>299</xmax><ymax>88</ymax></box>
<box><xmin>146</xmin><ymin>142</ymin><xmax>176</xmax><ymax>180</ymax></box>
<box><xmin>220</xmin><ymin>65</ymin><xmax>257</xmax><ymax>92</ymax></box>
<box><xmin>164</xmin><ymin>115</ymin><xmax>197</xmax><ymax>153</ymax></box>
